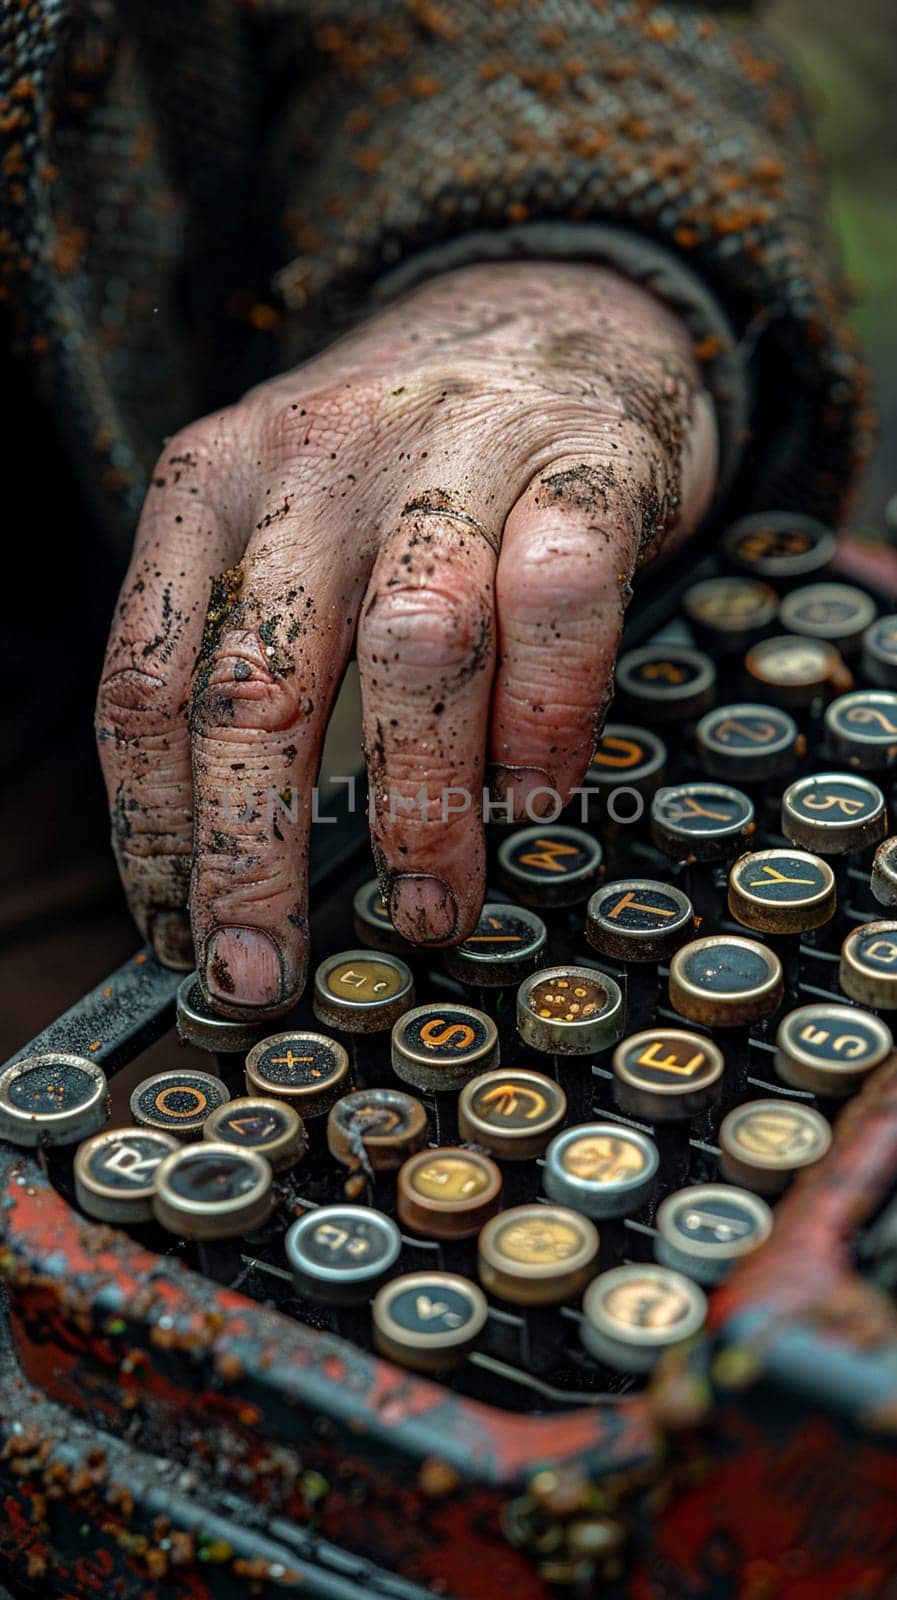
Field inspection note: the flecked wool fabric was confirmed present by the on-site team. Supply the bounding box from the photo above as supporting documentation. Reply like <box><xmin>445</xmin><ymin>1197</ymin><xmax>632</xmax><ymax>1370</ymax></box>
<box><xmin>0</xmin><ymin>0</ymin><xmax>874</xmax><ymax>551</ymax></box>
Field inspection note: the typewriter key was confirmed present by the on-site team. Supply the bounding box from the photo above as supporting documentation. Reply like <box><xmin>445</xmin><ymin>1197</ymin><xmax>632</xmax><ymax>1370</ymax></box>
<box><xmin>825</xmin><ymin>691</ymin><xmax>897</xmax><ymax>773</ymax></box>
<box><xmin>457</xmin><ymin>1069</ymin><xmax>566</xmax><ymax>1160</ymax></box>
<box><xmin>775</xmin><ymin>1004</ymin><xmax>893</xmax><ymax>1097</ymax></box>
<box><xmin>327</xmin><ymin>1088</ymin><xmax>428</xmax><ymax>1172</ymax></box>
<box><xmin>718</xmin><ymin>1099</ymin><xmax>831</xmax><ymax>1194</ymax></box>
<box><xmin>130</xmin><ymin>1069</ymin><xmax>230</xmax><ymax>1140</ymax></box>
<box><xmin>612</xmin><ymin>1029</ymin><xmax>724</xmax><ymax>1122</ymax></box>
<box><xmin>727</xmin><ymin>849</ymin><xmax>836</xmax><ymax>935</ymax></box>
<box><xmin>585</xmin><ymin>724</ymin><xmax>668</xmax><ymax>794</ymax></box>
<box><xmin>781</xmin><ymin>773</ymin><xmax>887</xmax><ymax>855</ymax></box>
<box><xmin>651</xmin><ymin>783</ymin><xmax>755</xmax><ymax>863</ymax></box>
<box><xmin>720</xmin><ymin>512</ymin><xmax>836</xmax><ymax>583</ymax></box>
<box><xmin>585</xmin><ymin>881</ymin><xmax>694</xmax><ymax>964</ymax></box>
<box><xmin>743</xmin><ymin>635</ymin><xmax>851</xmax><ymax>709</ymax></box>
<box><xmin>397</xmin><ymin>1148</ymin><xmax>502</xmax><ymax>1239</ymax></box>
<box><xmin>668</xmin><ymin>936</ymin><xmax>784</xmax><ymax>1028</ymax></box>
<box><xmin>245</xmin><ymin>1031</ymin><xmax>349</xmax><ymax>1117</ymax></box>
<box><xmin>581</xmin><ymin>1264</ymin><xmax>706</xmax><ymax>1373</ymax></box>
<box><xmin>695</xmin><ymin>703</ymin><xmax>801</xmax><ymax>783</ymax></box>
<box><xmin>391</xmin><ymin>1004</ymin><xmax>498</xmax><ymax>1092</ymax></box>
<box><xmin>444</xmin><ymin>905</ymin><xmax>547</xmax><ymax>988</ymax></box>
<box><xmin>285</xmin><ymin>1206</ymin><xmax>402</xmax><ymax>1305</ymax></box>
<box><xmin>543</xmin><ymin>1124</ymin><xmax>659</xmax><ymax>1219</ymax></box>
<box><xmin>839</xmin><ymin>922</ymin><xmax>897</xmax><ymax>1009</ymax></box>
<box><xmin>615</xmin><ymin>645</ymin><xmax>716</xmax><ymax>722</ymax></box>
<box><xmin>778</xmin><ymin>583</ymin><xmax>877</xmax><ymax>654</ymax></box>
<box><xmin>682</xmin><ymin>576</ymin><xmax>778</xmax><ymax>653</ymax></box>
<box><xmin>153</xmin><ymin>1143</ymin><xmax>275</xmax><ymax>1239</ymax></box>
<box><xmin>176</xmin><ymin>973</ymin><xmax>266</xmax><ymax>1056</ymax></box>
<box><xmin>872</xmin><ymin>838</ymin><xmax>897</xmax><ymax>907</ymax></box>
<box><xmin>497</xmin><ymin>825</ymin><xmax>603</xmax><ymax>908</ymax></box>
<box><xmin>74</xmin><ymin>1127</ymin><xmax>179</xmax><ymax>1224</ymax></box>
<box><xmin>654</xmin><ymin>1184</ymin><xmax>772</xmax><ymax>1285</ymax></box>
<box><xmin>372</xmin><ymin>1272</ymin><xmax>488</xmax><ymax>1371</ymax></box>
<box><xmin>352</xmin><ymin>880</ymin><xmax>407</xmax><ymax>953</ymax></box>
<box><xmin>313</xmin><ymin>951</ymin><xmax>414</xmax><ymax>1033</ymax></box>
<box><xmin>517</xmin><ymin>966</ymin><xmax>625</xmax><ymax>1056</ymax></box>
<box><xmin>203</xmin><ymin>1096</ymin><xmax>307</xmax><ymax>1173</ymax></box>
<box><xmin>0</xmin><ymin>1054</ymin><xmax>108</xmax><ymax>1147</ymax></box>
<box><xmin>862</xmin><ymin>616</ymin><xmax>897</xmax><ymax>689</ymax></box>
<box><xmin>478</xmin><ymin>1204</ymin><xmax>599</xmax><ymax>1306</ymax></box>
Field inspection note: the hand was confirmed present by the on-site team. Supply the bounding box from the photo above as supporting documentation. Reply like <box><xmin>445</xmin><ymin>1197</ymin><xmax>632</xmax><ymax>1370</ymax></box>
<box><xmin>96</xmin><ymin>262</ymin><xmax>717</xmax><ymax>1017</ymax></box>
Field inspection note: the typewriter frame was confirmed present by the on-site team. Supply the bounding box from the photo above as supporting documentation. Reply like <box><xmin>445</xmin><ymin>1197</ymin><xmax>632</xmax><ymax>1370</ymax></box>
<box><xmin>2</xmin><ymin>536</ymin><xmax>897</xmax><ymax>1600</ymax></box>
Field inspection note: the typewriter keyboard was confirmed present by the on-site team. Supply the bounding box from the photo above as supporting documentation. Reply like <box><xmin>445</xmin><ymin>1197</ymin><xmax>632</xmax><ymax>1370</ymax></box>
<box><xmin>2</xmin><ymin>514</ymin><xmax>896</xmax><ymax>1417</ymax></box>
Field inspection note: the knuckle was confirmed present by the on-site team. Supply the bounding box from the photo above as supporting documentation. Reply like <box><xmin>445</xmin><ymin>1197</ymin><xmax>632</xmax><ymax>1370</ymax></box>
<box><xmin>499</xmin><ymin>531</ymin><xmax>624</xmax><ymax>620</ymax></box>
<box><xmin>192</xmin><ymin>647</ymin><xmax>312</xmax><ymax>736</ymax></box>
<box><xmin>361</xmin><ymin>584</ymin><xmax>490</xmax><ymax>677</ymax></box>
<box><xmin>260</xmin><ymin>379</ymin><xmax>382</xmax><ymax>464</ymax></box>
<box><xmin>96</xmin><ymin>666</ymin><xmax>184</xmax><ymax>741</ymax></box>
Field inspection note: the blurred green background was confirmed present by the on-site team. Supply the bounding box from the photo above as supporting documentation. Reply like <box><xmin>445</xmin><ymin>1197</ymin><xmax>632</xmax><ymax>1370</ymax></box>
<box><xmin>768</xmin><ymin>0</ymin><xmax>897</xmax><ymax>528</ymax></box>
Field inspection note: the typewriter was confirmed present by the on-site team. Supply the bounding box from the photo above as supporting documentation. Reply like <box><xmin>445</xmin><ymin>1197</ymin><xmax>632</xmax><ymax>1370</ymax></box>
<box><xmin>1</xmin><ymin>511</ymin><xmax>896</xmax><ymax>1600</ymax></box>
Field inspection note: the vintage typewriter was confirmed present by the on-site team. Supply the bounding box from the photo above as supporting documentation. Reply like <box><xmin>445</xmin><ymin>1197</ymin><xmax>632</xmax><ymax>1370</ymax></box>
<box><xmin>1</xmin><ymin>512</ymin><xmax>896</xmax><ymax>1600</ymax></box>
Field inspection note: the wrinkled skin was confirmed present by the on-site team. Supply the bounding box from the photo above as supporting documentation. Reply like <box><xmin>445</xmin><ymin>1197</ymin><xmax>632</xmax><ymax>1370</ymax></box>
<box><xmin>96</xmin><ymin>261</ymin><xmax>717</xmax><ymax>1017</ymax></box>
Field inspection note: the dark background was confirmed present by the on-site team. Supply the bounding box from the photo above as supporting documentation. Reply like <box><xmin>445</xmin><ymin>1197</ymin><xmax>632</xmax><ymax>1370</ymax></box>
<box><xmin>1</xmin><ymin>0</ymin><xmax>894</xmax><ymax>1060</ymax></box>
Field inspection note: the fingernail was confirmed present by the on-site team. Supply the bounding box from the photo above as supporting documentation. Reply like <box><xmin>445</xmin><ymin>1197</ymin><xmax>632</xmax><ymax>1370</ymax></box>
<box><xmin>390</xmin><ymin>875</ymin><xmax>457</xmax><ymax>943</ymax></box>
<box><xmin>204</xmin><ymin>927</ymin><xmax>284</xmax><ymax>1008</ymax></box>
<box><xmin>150</xmin><ymin>910</ymin><xmax>195</xmax><ymax>971</ymax></box>
<box><xmin>490</xmin><ymin>765</ymin><xmax>558</xmax><ymax>820</ymax></box>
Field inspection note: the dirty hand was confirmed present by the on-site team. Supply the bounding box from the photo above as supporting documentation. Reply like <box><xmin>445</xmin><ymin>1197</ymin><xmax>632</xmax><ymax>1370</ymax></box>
<box><xmin>97</xmin><ymin>261</ymin><xmax>717</xmax><ymax>1017</ymax></box>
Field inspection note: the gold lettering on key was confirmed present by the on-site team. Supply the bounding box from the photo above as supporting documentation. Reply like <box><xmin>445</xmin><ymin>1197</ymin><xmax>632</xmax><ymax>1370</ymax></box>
<box><xmin>594</xmin><ymin>737</ymin><xmax>643</xmax><ymax>769</ymax></box>
<box><xmin>798</xmin><ymin>1024</ymin><xmax>866</xmax><ymax>1058</ymax></box>
<box><xmin>747</xmin><ymin>865</ymin><xmax>815</xmax><ymax>888</ymax></box>
<box><xmin>715</xmin><ymin>718</ymin><xmax>778</xmax><ymax>744</ymax></box>
<box><xmin>845</xmin><ymin>706</ymin><xmax>897</xmax><ymax>736</ymax></box>
<box><xmin>519</xmin><ymin>838</ymin><xmax>579</xmax><ymax>873</ymax></box>
<box><xmin>802</xmin><ymin>793</ymin><xmax>865</xmax><ymax>816</ymax></box>
<box><xmin>643</xmin><ymin>661</ymin><xmax>687</xmax><ymax>683</ymax></box>
<box><xmin>608</xmin><ymin>891</ymin><xmax>675</xmax><ymax>920</ymax></box>
<box><xmin>864</xmin><ymin>940</ymin><xmax>897</xmax><ymax>966</ymax></box>
<box><xmin>415</xmin><ymin>1296</ymin><xmax>462</xmax><ymax>1327</ymax></box>
<box><xmin>637</xmin><ymin>1042</ymin><xmax>705</xmax><ymax>1077</ymax></box>
<box><xmin>478</xmin><ymin>1084</ymin><xmax>548</xmax><ymax>1121</ymax></box>
<box><xmin>314</xmin><ymin>1222</ymin><xmax>370</xmax><ymax>1258</ymax></box>
<box><xmin>420</xmin><ymin>1019</ymin><xmax>476</xmax><ymax>1050</ymax></box>
<box><xmin>674</xmin><ymin>797</ymin><xmax>732</xmax><ymax>822</ymax></box>
<box><xmin>103</xmin><ymin>1142</ymin><xmax>164</xmax><ymax>1184</ymax></box>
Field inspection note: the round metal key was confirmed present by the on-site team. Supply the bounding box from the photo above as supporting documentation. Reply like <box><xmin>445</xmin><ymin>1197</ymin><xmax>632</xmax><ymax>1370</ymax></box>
<box><xmin>775</xmin><ymin>1003</ymin><xmax>893</xmax><ymax>1097</ymax></box>
<box><xmin>840</xmin><ymin>922</ymin><xmax>897</xmax><ymax>1009</ymax></box>
<box><xmin>872</xmin><ymin>838</ymin><xmax>897</xmax><ymax>907</ymax></box>
<box><xmin>457</xmin><ymin>1068</ymin><xmax>566</xmax><ymax>1160</ymax></box>
<box><xmin>778</xmin><ymin>582</ymin><xmax>877</xmax><ymax>654</ymax></box>
<box><xmin>444</xmin><ymin>904</ymin><xmax>547</xmax><ymax>988</ymax></box>
<box><xmin>585</xmin><ymin>723</ymin><xmax>668</xmax><ymax>795</ymax></box>
<box><xmin>682</xmin><ymin>575</ymin><xmax>778</xmax><ymax>653</ymax></box>
<box><xmin>391</xmin><ymin>1004</ymin><xmax>498</xmax><ymax>1092</ymax></box>
<box><xmin>543</xmin><ymin>1123</ymin><xmax>659</xmax><ymax>1219</ymax></box>
<box><xmin>581</xmin><ymin>1264</ymin><xmax>707</xmax><ymax>1373</ymax></box>
<box><xmin>743</xmin><ymin>635</ymin><xmax>851</xmax><ymax>709</ymax></box>
<box><xmin>516</xmin><ymin>966</ymin><xmax>625</xmax><ymax>1056</ymax></box>
<box><xmin>372</xmin><ymin>1272</ymin><xmax>488</xmax><ymax>1371</ymax></box>
<box><xmin>478</xmin><ymin>1204</ymin><xmax>599</xmax><ymax>1307</ymax></box>
<box><xmin>352</xmin><ymin>879</ymin><xmax>408</xmax><ymax>953</ymax></box>
<box><xmin>585</xmin><ymin>880</ymin><xmax>694</xmax><ymax>964</ymax></box>
<box><xmin>397</xmin><ymin>1148</ymin><xmax>502</xmax><ymax>1239</ymax></box>
<box><xmin>153</xmin><ymin>1142</ymin><xmax>275</xmax><ymax>1239</ymax></box>
<box><xmin>176</xmin><ymin>973</ymin><xmax>267</xmax><ymax>1056</ymax></box>
<box><xmin>497</xmin><ymin>825</ymin><xmax>603</xmax><ymax>908</ymax></box>
<box><xmin>651</xmin><ymin>782</ymin><xmax>756</xmax><ymax>863</ymax></box>
<box><xmin>0</xmin><ymin>1054</ymin><xmax>108</xmax><ymax>1148</ymax></box>
<box><xmin>695</xmin><ymin>703</ymin><xmax>801</xmax><ymax>783</ymax></box>
<box><xmin>203</xmin><ymin>1096</ymin><xmax>307</xmax><ymax>1172</ymax></box>
<box><xmin>74</xmin><ymin>1127</ymin><xmax>179</xmax><ymax>1223</ymax></box>
<box><xmin>286</xmin><ymin>1205</ymin><xmax>401</xmax><ymax>1305</ymax></box>
<box><xmin>654</xmin><ymin>1184</ymin><xmax>773</xmax><ymax>1286</ymax></box>
<box><xmin>862</xmin><ymin>616</ymin><xmax>897</xmax><ymax>689</ymax></box>
<box><xmin>612</xmin><ymin>1029</ymin><xmax>724</xmax><ymax>1122</ymax></box>
<box><xmin>668</xmin><ymin>936</ymin><xmax>783</xmax><ymax>1028</ymax></box>
<box><xmin>614</xmin><ymin>645</ymin><xmax>716</xmax><ymax>722</ymax></box>
<box><xmin>727</xmin><ymin>849</ymin><xmax>836</xmax><ymax>935</ymax></box>
<box><xmin>782</xmin><ymin>773</ymin><xmax>887</xmax><ymax>856</ymax></box>
<box><xmin>129</xmin><ymin>1069</ymin><xmax>230</xmax><ymax>1140</ymax></box>
<box><xmin>718</xmin><ymin>1098</ymin><xmax>832</xmax><ymax>1194</ymax></box>
<box><xmin>245</xmin><ymin>1031</ymin><xmax>350</xmax><ymax>1117</ymax></box>
<box><xmin>825</xmin><ymin>690</ymin><xmax>897</xmax><ymax>772</ymax></box>
<box><xmin>327</xmin><ymin>1088</ymin><xmax>428</xmax><ymax>1173</ymax></box>
<box><xmin>314</xmin><ymin>951</ymin><xmax>414</xmax><ymax>1034</ymax></box>
<box><xmin>720</xmin><ymin>513</ymin><xmax>836</xmax><ymax>583</ymax></box>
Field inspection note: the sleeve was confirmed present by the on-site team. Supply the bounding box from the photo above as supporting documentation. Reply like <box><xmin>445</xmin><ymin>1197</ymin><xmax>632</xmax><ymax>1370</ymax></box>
<box><xmin>269</xmin><ymin>0</ymin><xmax>874</xmax><ymax>525</ymax></box>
